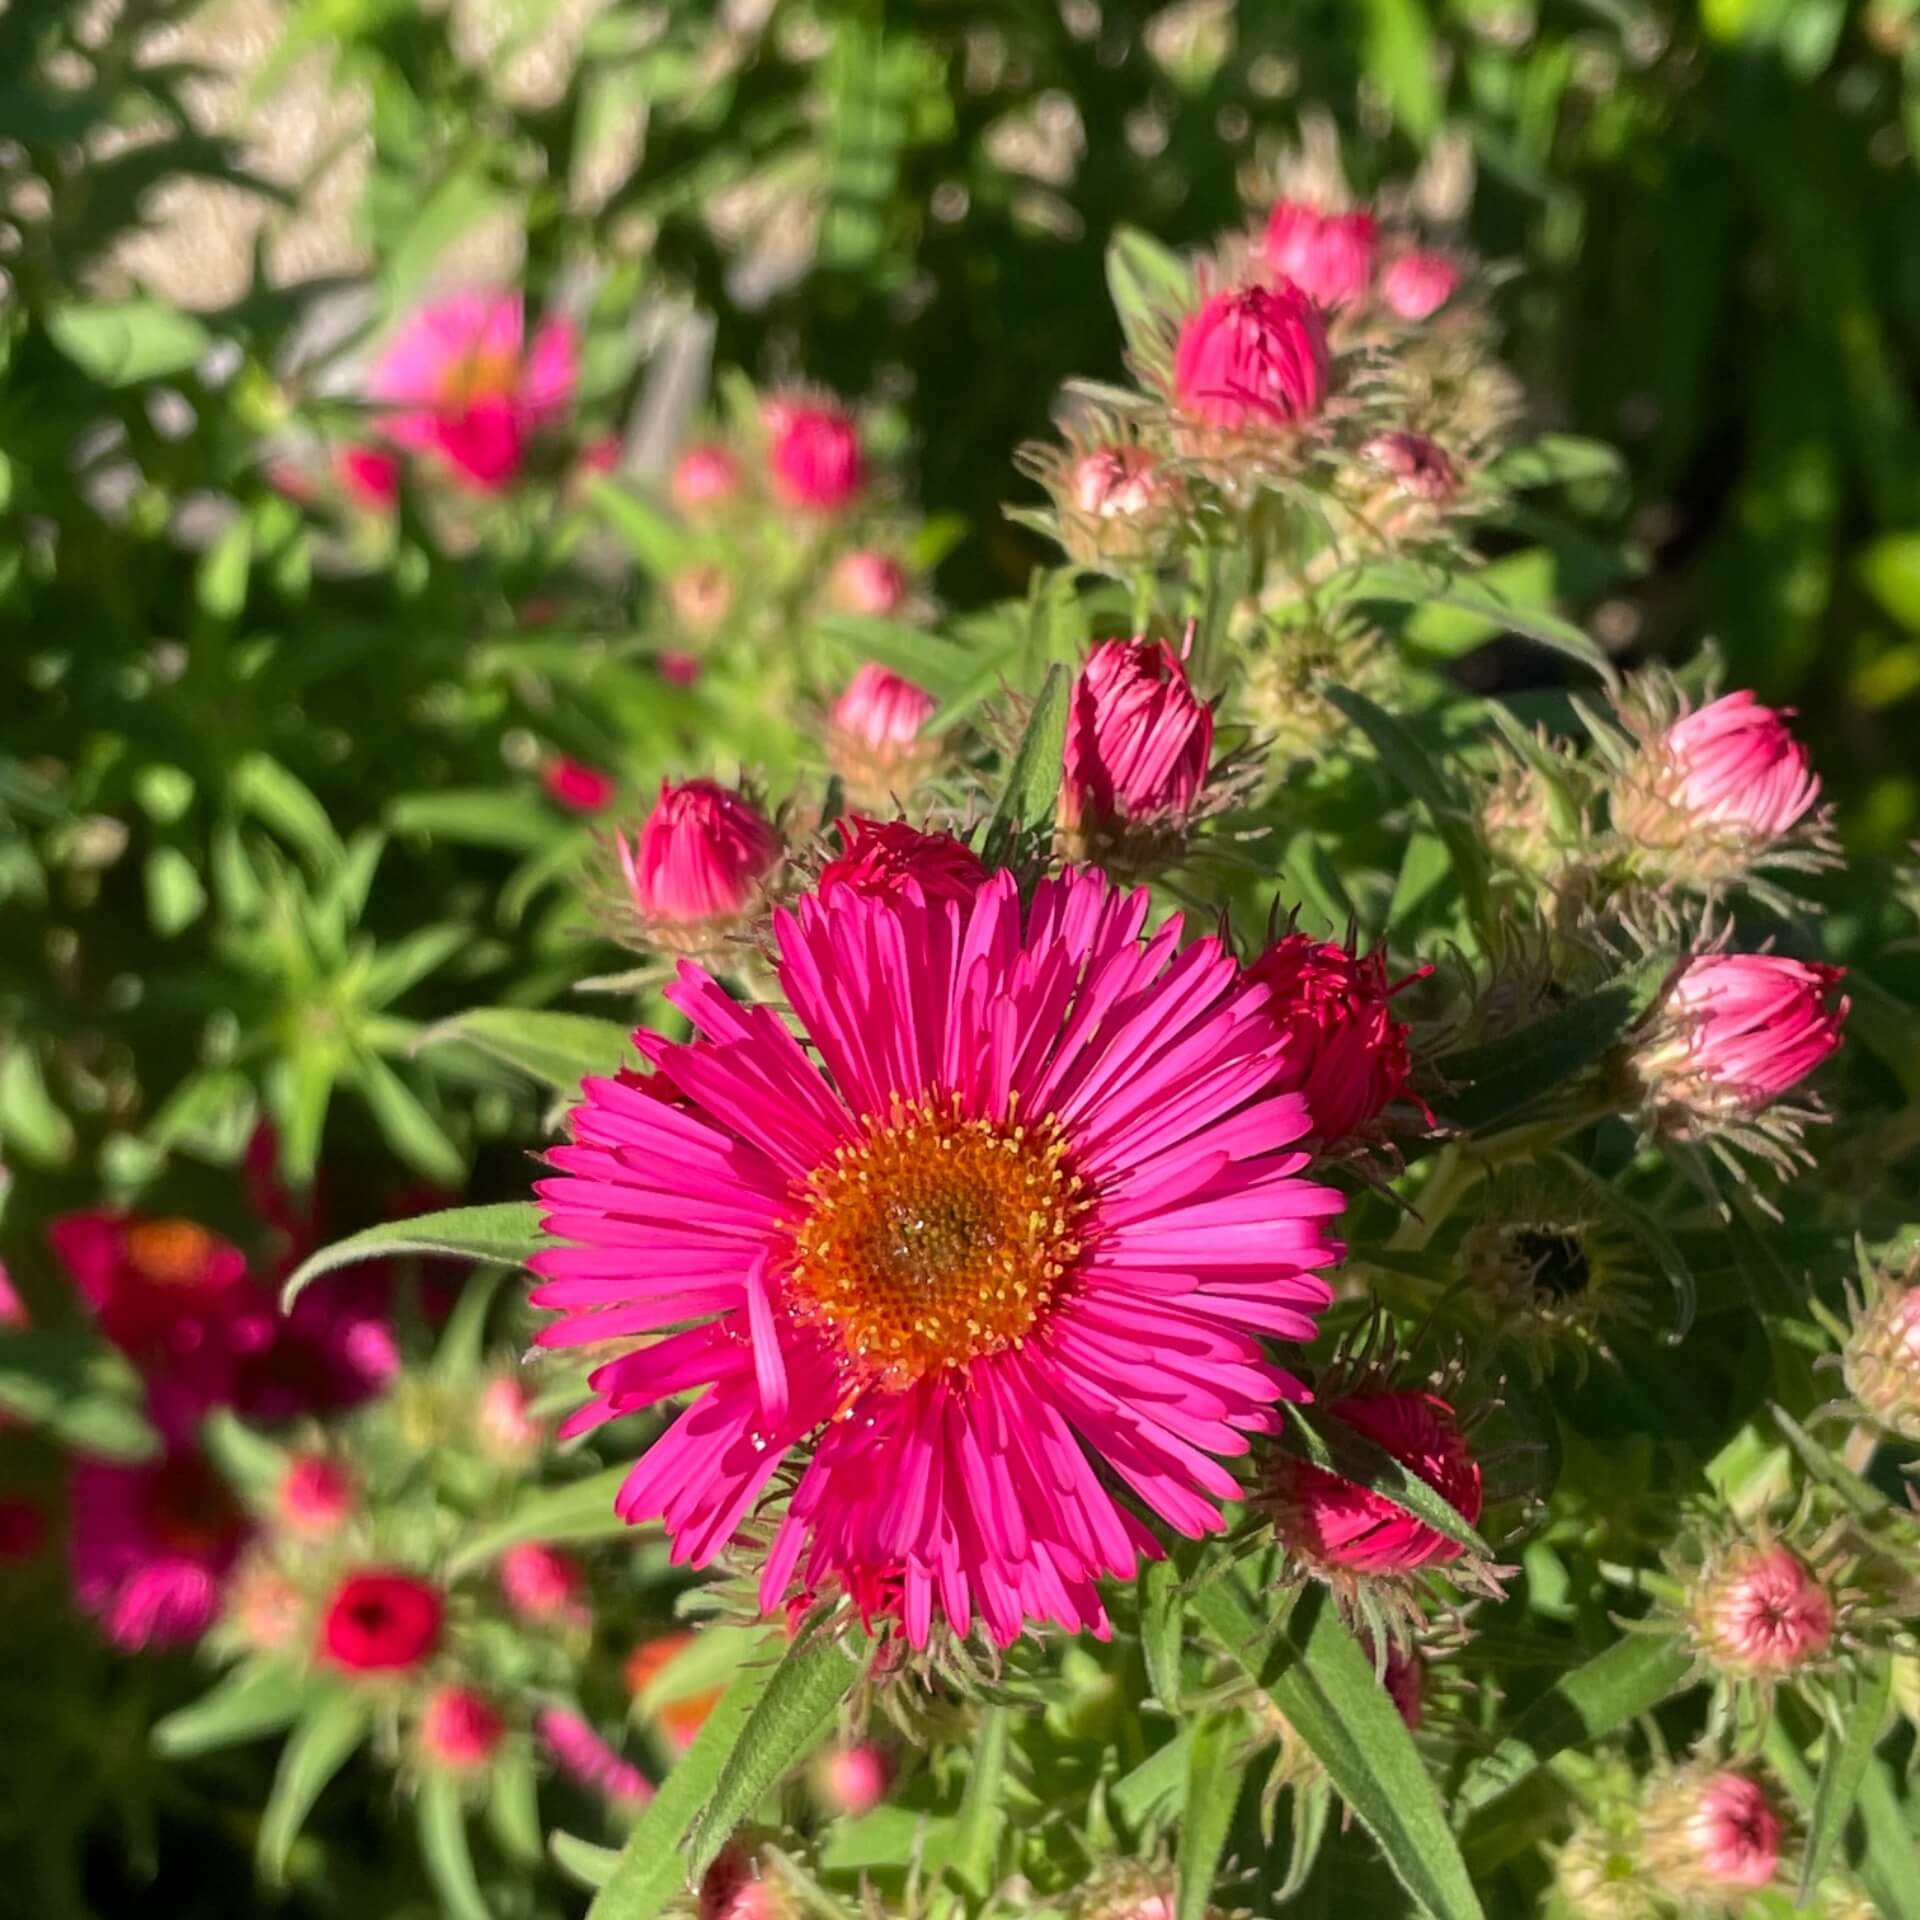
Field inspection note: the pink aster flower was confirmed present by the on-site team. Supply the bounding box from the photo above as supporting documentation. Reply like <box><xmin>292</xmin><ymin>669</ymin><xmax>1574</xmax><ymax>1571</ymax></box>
<box><xmin>1072</xmin><ymin>445</ymin><xmax>1163</xmax><ymax>521</ymax></box>
<box><xmin>1268</xmin><ymin>1390</ymin><xmax>1482</xmax><ymax>1575</ymax></box>
<box><xmin>370</xmin><ymin>290</ymin><xmax>578</xmax><ymax>494</ymax></box>
<box><xmin>420</xmin><ymin>1685</ymin><xmax>507</xmax><ymax>1772</ymax></box>
<box><xmin>336</xmin><ymin>444</ymin><xmax>399</xmax><ymax>511</ymax></box>
<box><xmin>278</xmin><ymin>1455</ymin><xmax>353</xmax><ymax>1535</ymax></box>
<box><xmin>530</xmin><ymin>866</ymin><xmax>1342</xmax><ymax>1647</ymax></box>
<box><xmin>1620</xmin><ymin>690</ymin><xmax>1820</xmax><ymax>851</ymax></box>
<box><xmin>616</xmin><ymin>779</ymin><xmax>783</xmax><ymax>948</ymax></box>
<box><xmin>816</xmin><ymin>818</ymin><xmax>988</xmax><ymax>909</ymax></box>
<box><xmin>1640</xmin><ymin>955</ymin><xmax>1847</xmax><ymax>1118</ymax></box>
<box><xmin>475</xmin><ymin>1374</ymin><xmax>546</xmax><ymax>1462</ymax></box>
<box><xmin>1380</xmin><ymin>250</ymin><xmax>1460</xmax><ymax>322</ymax></box>
<box><xmin>765</xmin><ymin>398</ymin><xmax>864</xmax><ymax>513</ymax></box>
<box><xmin>1690</xmin><ymin>1541</ymin><xmax>1834</xmax><ymax>1675</ymax></box>
<box><xmin>671</xmin><ymin>441</ymin><xmax>742</xmax><ymax>514</ymax></box>
<box><xmin>1684</xmin><ymin>1772</ymin><xmax>1783</xmax><ymax>1889</ymax></box>
<box><xmin>535</xmin><ymin>1707</ymin><xmax>653</xmax><ymax>1808</ymax></box>
<box><xmin>1248</xmin><ymin>931</ymin><xmax>1426</xmax><ymax>1142</ymax></box>
<box><xmin>499</xmin><ymin>1542</ymin><xmax>589</xmax><ymax>1625</ymax></box>
<box><xmin>1061</xmin><ymin>638</ymin><xmax>1214</xmax><ymax>843</ymax></box>
<box><xmin>830</xmin><ymin>549</ymin><xmax>909</xmax><ymax>617</ymax></box>
<box><xmin>827</xmin><ymin>663</ymin><xmax>939</xmax><ymax>806</ymax></box>
<box><xmin>543</xmin><ymin>756</ymin><xmax>617</xmax><ymax>814</ymax></box>
<box><xmin>1362</xmin><ymin>431</ymin><xmax>1460</xmax><ymax>503</ymax></box>
<box><xmin>818</xmin><ymin>1743</ymin><xmax>889</xmax><ymax>1815</ymax></box>
<box><xmin>70</xmin><ymin>1450</ymin><xmax>248</xmax><ymax>1649</ymax></box>
<box><xmin>1262</xmin><ymin>201</ymin><xmax>1377</xmax><ymax>309</ymax></box>
<box><xmin>1172</xmin><ymin>284</ymin><xmax>1330</xmax><ymax>430</ymax></box>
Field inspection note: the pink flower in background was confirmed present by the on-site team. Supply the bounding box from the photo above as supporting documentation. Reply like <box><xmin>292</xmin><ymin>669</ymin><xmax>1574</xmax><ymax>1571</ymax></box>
<box><xmin>1262</xmin><ymin>201</ymin><xmax>1377</xmax><ymax>309</ymax></box>
<box><xmin>819</xmin><ymin>1744</ymin><xmax>889</xmax><ymax>1816</ymax></box>
<box><xmin>370</xmin><ymin>291</ymin><xmax>578</xmax><ymax>493</ymax></box>
<box><xmin>1647</xmin><ymin>691</ymin><xmax>1820</xmax><ymax>841</ymax></box>
<box><xmin>1380</xmin><ymin>250</ymin><xmax>1460</xmax><ymax>321</ymax></box>
<box><xmin>1249</xmin><ymin>932</ymin><xmax>1425</xmax><ymax>1141</ymax></box>
<box><xmin>0</xmin><ymin>1260</ymin><xmax>26</xmax><ymax>1328</ymax></box>
<box><xmin>335</xmin><ymin>445</ymin><xmax>399</xmax><ymax>511</ymax></box>
<box><xmin>278</xmin><ymin>1455</ymin><xmax>353</xmax><ymax>1535</ymax></box>
<box><xmin>669</xmin><ymin>564</ymin><xmax>733</xmax><ymax>633</ymax></box>
<box><xmin>70</xmin><ymin>1450</ymin><xmax>248</xmax><ymax>1649</ymax></box>
<box><xmin>1685</xmin><ymin>1772</ymin><xmax>1783</xmax><ymax>1888</ymax></box>
<box><xmin>658</xmin><ymin>650</ymin><xmax>703</xmax><ymax>688</ymax></box>
<box><xmin>535</xmin><ymin>1707</ymin><xmax>652</xmax><ymax>1808</ymax></box>
<box><xmin>420</xmin><ymin>1685</ymin><xmax>507</xmax><ymax>1771</ymax></box>
<box><xmin>826</xmin><ymin>662</ymin><xmax>939</xmax><ymax>805</ymax></box>
<box><xmin>1692</xmin><ymin>1541</ymin><xmax>1834</xmax><ymax>1674</ymax></box>
<box><xmin>1060</xmin><ymin>638</ymin><xmax>1213</xmax><ymax>834</ymax></box>
<box><xmin>617</xmin><ymin>779</ymin><xmax>782</xmax><ymax>935</ymax></box>
<box><xmin>531</xmin><ymin>865</ymin><xmax>1340</xmax><ymax>1646</ymax></box>
<box><xmin>318</xmin><ymin>1568</ymin><xmax>444</xmax><ymax>1673</ymax></box>
<box><xmin>816</xmin><ymin>818</ymin><xmax>987</xmax><ymax>908</ymax></box>
<box><xmin>1071</xmin><ymin>445</ymin><xmax>1163</xmax><ymax>520</ymax></box>
<box><xmin>499</xmin><ymin>1542</ymin><xmax>588</xmax><ymax>1625</ymax></box>
<box><xmin>0</xmin><ymin>1495</ymin><xmax>47</xmax><ymax>1561</ymax></box>
<box><xmin>765</xmin><ymin>398</ymin><xmax>863</xmax><ymax>512</ymax></box>
<box><xmin>670</xmin><ymin>442</ymin><xmax>742</xmax><ymax>514</ymax></box>
<box><xmin>543</xmin><ymin>756</ymin><xmax>617</xmax><ymax>814</ymax></box>
<box><xmin>1269</xmin><ymin>1390</ymin><xmax>1481</xmax><ymax>1574</ymax></box>
<box><xmin>830</xmin><ymin>549</ymin><xmax>909</xmax><ymax>617</ymax></box>
<box><xmin>232</xmin><ymin>1275</ymin><xmax>400</xmax><ymax>1422</ymax></box>
<box><xmin>1362</xmin><ymin>431</ymin><xmax>1460</xmax><ymax>503</ymax></box>
<box><xmin>1646</xmin><ymin>955</ymin><xmax>1848</xmax><ymax>1113</ymax></box>
<box><xmin>475</xmin><ymin>1374</ymin><xmax>546</xmax><ymax>1462</ymax></box>
<box><xmin>1173</xmin><ymin>285</ymin><xmax>1329</xmax><ymax>429</ymax></box>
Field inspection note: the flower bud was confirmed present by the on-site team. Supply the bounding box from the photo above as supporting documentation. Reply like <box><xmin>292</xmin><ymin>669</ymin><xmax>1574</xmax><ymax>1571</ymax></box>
<box><xmin>826</xmin><ymin>664</ymin><xmax>939</xmax><ymax>808</ymax></box>
<box><xmin>228</xmin><ymin>1562</ymin><xmax>304</xmax><ymax>1652</ymax></box>
<box><xmin>542</xmin><ymin>756</ymin><xmax>616</xmax><ymax>814</ymax></box>
<box><xmin>1641</xmin><ymin>1767</ymin><xmax>1783</xmax><ymax>1898</ymax></box>
<box><xmin>1553</xmin><ymin>1814</ymin><xmax>1649</xmax><ymax>1920</ymax></box>
<box><xmin>1381</xmin><ymin>250</ymin><xmax>1460</xmax><ymax>321</ymax></box>
<box><xmin>1842</xmin><ymin>1269</ymin><xmax>1920</xmax><ymax>1441</ymax></box>
<box><xmin>671</xmin><ymin>442</ymin><xmax>742</xmax><ymax>515</ymax></box>
<box><xmin>1267</xmin><ymin>1390</ymin><xmax>1482</xmax><ymax>1575</ymax></box>
<box><xmin>817</xmin><ymin>817</ymin><xmax>987</xmax><ymax>908</ymax></box>
<box><xmin>278</xmin><ymin>1455</ymin><xmax>353</xmax><ymax>1536</ymax></box>
<box><xmin>1249</xmin><ymin>931</ymin><xmax>1422</xmax><ymax>1142</ymax></box>
<box><xmin>1171</xmin><ymin>285</ymin><xmax>1329</xmax><ymax>431</ymax></box>
<box><xmin>318</xmin><ymin>1568</ymin><xmax>443</xmax><ymax>1673</ymax></box>
<box><xmin>1072</xmin><ymin>445</ymin><xmax>1162</xmax><ymax>521</ymax></box>
<box><xmin>1637</xmin><ymin>955</ymin><xmax>1847</xmax><ymax>1123</ymax></box>
<box><xmin>616</xmin><ymin>779</ymin><xmax>782</xmax><ymax>950</ymax></box>
<box><xmin>474</xmin><ymin>1374</ymin><xmax>545</xmax><ymax>1463</ymax></box>
<box><xmin>1688</xmin><ymin>1541</ymin><xmax>1834</xmax><ymax>1676</ymax></box>
<box><xmin>830</xmin><ymin>549</ymin><xmax>908</xmax><ymax>617</ymax></box>
<box><xmin>670</xmin><ymin>563</ymin><xmax>733</xmax><ymax>634</ymax></box>
<box><xmin>1262</xmin><ymin>200</ymin><xmax>1377</xmax><ymax>309</ymax></box>
<box><xmin>499</xmin><ymin>1542</ymin><xmax>588</xmax><ymax>1626</ymax></box>
<box><xmin>420</xmin><ymin>1684</ymin><xmax>507</xmax><ymax>1772</ymax></box>
<box><xmin>765</xmin><ymin>399</ymin><xmax>863</xmax><ymax>513</ymax></box>
<box><xmin>817</xmin><ymin>1742</ymin><xmax>890</xmax><ymax>1816</ymax></box>
<box><xmin>1060</xmin><ymin>638</ymin><xmax>1213</xmax><ymax>852</ymax></box>
<box><xmin>1616</xmin><ymin>690</ymin><xmax>1820</xmax><ymax>855</ymax></box>
<box><xmin>1361</xmin><ymin>430</ymin><xmax>1460</xmax><ymax>504</ymax></box>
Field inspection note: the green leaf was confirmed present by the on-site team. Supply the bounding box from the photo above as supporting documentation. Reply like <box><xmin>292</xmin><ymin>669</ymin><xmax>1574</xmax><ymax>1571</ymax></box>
<box><xmin>445</xmin><ymin>1464</ymin><xmax>638</xmax><ymax>1579</ymax></box>
<box><xmin>1857</xmin><ymin>531</ymin><xmax>1920</xmax><ymax>633</ymax></box>
<box><xmin>0</xmin><ymin>1045</ymin><xmax>76</xmax><ymax>1167</ymax></box>
<box><xmin>282</xmin><ymin>1202</ymin><xmax>543</xmax><ymax>1308</ymax></box>
<box><xmin>388</xmin><ymin>789</ymin><xmax>554</xmax><ymax>851</ymax></box>
<box><xmin>585</xmin><ymin>1656</ymin><xmax>781</xmax><ymax>1919</ymax></box>
<box><xmin>553</xmin><ymin>1831</ymin><xmax>623</xmax><ymax>1890</ymax></box>
<box><xmin>1771</xmin><ymin>1405</ymin><xmax>1889</xmax><ymax>1519</ymax></box>
<box><xmin>1106</xmin><ymin>226</ymin><xmax>1193</xmax><ymax>364</ymax></box>
<box><xmin>258</xmin><ymin>1692</ymin><xmax>369</xmax><ymax>1883</ymax></box>
<box><xmin>588</xmin><ymin>477</ymin><xmax>693</xmax><ymax>577</ymax></box>
<box><xmin>353</xmin><ymin>1052</ymin><xmax>465</xmax><ymax>1185</ymax></box>
<box><xmin>1192</xmin><ymin>1578</ymin><xmax>1482</xmax><ymax>1920</ymax></box>
<box><xmin>1456</xmin><ymin>1632</ymin><xmax>1695</xmax><ymax>1817</ymax></box>
<box><xmin>1857</xmin><ymin>1756</ymin><xmax>1920</xmax><ymax>1920</ymax></box>
<box><xmin>1323</xmin><ymin>687</ymin><xmax>1493</xmax><ymax>939</ymax></box>
<box><xmin>153</xmin><ymin>1658</ymin><xmax>315</xmax><ymax>1758</ymax></box>
<box><xmin>422</xmin><ymin>1009</ymin><xmax>634</xmax><ymax>1093</ymax></box>
<box><xmin>46</xmin><ymin>300</ymin><xmax>211</xmax><ymax>384</ymax></box>
<box><xmin>943</xmin><ymin>1705</ymin><xmax>1010</xmax><ymax>1902</ymax></box>
<box><xmin>197</xmin><ymin>517</ymin><xmax>252</xmax><ymax>621</ymax></box>
<box><xmin>418</xmin><ymin>1775</ymin><xmax>491</xmax><ymax>1920</ymax></box>
<box><xmin>1177</xmin><ymin>1718</ymin><xmax>1246</xmax><ymax>1920</ymax></box>
<box><xmin>1140</xmin><ymin>1557</ymin><xmax>1186</xmax><ymax>1710</ymax></box>
<box><xmin>199</xmin><ymin>1408</ymin><xmax>290</xmax><ymax>1500</ymax></box>
<box><xmin>1284</xmin><ymin>1403</ymin><xmax>1492</xmax><ymax>1558</ymax></box>
<box><xmin>0</xmin><ymin>1332</ymin><xmax>159</xmax><ymax>1461</ymax></box>
<box><xmin>1486</xmin><ymin>436</ymin><xmax>1625</xmax><ymax>491</ymax></box>
<box><xmin>1112</xmin><ymin>1726</ymin><xmax>1194</xmax><ymax>1832</ymax></box>
<box><xmin>1363</xmin><ymin>0</ymin><xmax>1441</xmax><ymax>138</ymax></box>
<box><xmin>487</xmin><ymin>1743</ymin><xmax>544</xmax><ymax>1867</ymax></box>
<box><xmin>144</xmin><ymin>845</ymin><xmax>207</xmax><ymax>935</ymax></box>
<box><xmin>1801</xmin><ymin>1654</ymin><xmax>1895</xmax><ymax>1900</ymax></box>
<box><xmin>981</xmin><ymin>664</ymin><xmax>1068</xmax><ymax>869</ymax></box>
<box><xmin>1431</xmin><ymin>953</ymin><xmax>1673</xmax><ymax>1136</ymax></box>
<box><xmin>360</xmin><ymin>924</ymin><xmax>468</xmax><ymax>1010</ymax></box>
<box><xmin>229</xmin><ymin>753</ymin><xmax>342</xmax><ymax>871</ymax></box>
<box><xmin>629</xmin><ymin>1623</ymin><xmax>771</xmax><ymax>1719</ymax></box>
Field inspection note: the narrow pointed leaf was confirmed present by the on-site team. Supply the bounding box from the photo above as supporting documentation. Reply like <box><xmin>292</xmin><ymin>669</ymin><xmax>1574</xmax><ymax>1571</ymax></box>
<box><xmin>1192</xmin><ymin>1577</ymin><xmax>1483</xmax><ymax>1920</ymax></box>
<box><xmin>282</xmin><ymin>1203</ymin><xmax>543</xmax><ymax>1308</ymax></box>
<box><xmin>1177</xmin><ymin>1718</ymin><xmax>1246</xmax><ymax>1920</ymax></box>
<box><xmin>446</xmin><ymin>1463</ymin><xmax>638</xmax><ymax>1578</ymax></box>
<box><xmin>1284</xmin><ymin>1402</ymin><xmax>1491</xmax><ymax>1558</ymax></box>
<box><xmin>154</xmin><ymin>1658</ymin><xmax>315</xmax><ymax>1758</ymax></box>
<box><xmin>1106</xmin><ymin>226</ymin><xmax>1193</xmax><ymax>363</ymax></box>
<box><xmin>1800</xmin><ymin>1654</ymin><xmax>1895</xmax><ymax>1900</ymax></box>
<box><xmin>487</xmin><ymin>1743</ymin><xmax>544</xmax><ymax>1867</ymax></box>
<box><xmin>418</xmin><ymin>1775</ymin><xmax>492</xmax><ymax>1920</ymax></box>
<box><xmin>944</xmin><ymin>1705</ymin><xmax>1010</xmax><ymax>1901</ymax></box>
<box><xmin>1140</xmin><ymin>1557</ymin><xmax>1186</xmax><ymax>1709</ymax></box>
<box><xmin>982</xmin><ymin>664</ymin><xmax>1069</xmax><ymax>869</ymax></box>
<box><xmin>552</xmin><ymin>1831</ymin><xmax>622</xmax><ymax>1890</ymax></box>
<box><xmin>422</xmin><ymin>1009</ymin><xmax>634</xmax><ymax>1093</ymax></box>
<box><xmin>258</xmin><ymin>1693</ymin><xmax>370</xmax><ymax>1882</ymax></box>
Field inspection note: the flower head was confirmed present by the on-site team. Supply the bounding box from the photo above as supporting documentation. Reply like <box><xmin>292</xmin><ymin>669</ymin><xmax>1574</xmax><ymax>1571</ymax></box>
<box><xmin>499</xmin><ymin>1542</ymin><xmax>588</xmax><ymax>1626</ymax></box>
<box><xmin>532</xmin><ymin>867</ymin><xmax>1340</xmax><ymax>1647</ymax></box>
<box><xmin>830</xmin><ymin>549</ymin><xmax>909</xmax><ymax>617</ymax></box>
<box><xmin>535</xmin><ymin>1707</ymin><xmax>652</xmax><ymax>1808</ymax></box>
<box><xmin>816</xmin><ymin>818</ymin><xmax>987</xmax><ymax>909</ymax></box>
<box><xmin>1637</xmin><ymin>955</ymin><xmax>1847</xmax><ymax>1124</ymax></box>
<box><xmin>370</xmin><ymin>290</ymin><xmax>577</xmax><ymax>493</ymax></box>
<box><xmin>1073</xmin><ymin>445</ymin><xmax>1164</xmax><ymax>521</ymax></box>
<box><xmin>1266</xmin><ymin>1390</ymin><xmax>1482</xmax><ymax>1576</ymax></box>
<box><xmin>615</xmin><ymin>779</ymin><xmax>782</xmax><ymax>950</ymax></box>
<box><xmin>474</xmin><ymin>1374</ymin><xmax>545</xmax><ymax>1462</ymax></box>
<box><xmin>1262</xmin><ymin>201</ymin><xmax>1377</xmax><ymax>309</ymax></box>
<box><xmin>50</xmin><ymin>1212</ymin><xmax>249</xmax><ymax>1371</ymax></box>
<box><xmin>420</xmin><ymin>1685</ymin><xmax>507</xmax><ymax>1772</ymax></box>
<box><xmin>818</xmin><ymin>1742</ymin><xmax>890</xmax><ymax>1815</ymax></box>
<box><xmin>543</xmin><ymin>756</ymin><xmax>617</xmax><ymax>814</ymax></box>
<box><xmin>318</xmin><ymin>1568</ymin><xmax>444</xmax><ymax>1673</ymax></box>
<box><xmin>1381</xmin><ymin>251</ymin><xmax>1460</xmax><ymax>322</ymax></box>
<box><xmin>1060</xmin><ymin>638</ymin><xmax>1213</xmax><ymax>854</ymax></box>
<box><xmin>1361</xmin><ymin>430</ymin><xmax>1460</xmax><ymax>504</ymax></box>
<box><xmin>1172</xmin><ymin>284</ymin><xmax>1329</xmax><ymax>431</ymax></box>
<box><xmin>826</xmin><ymin>664</ymin><xmax>940</xmax><ymax>808</ymax></box>
<box><xmin>765</xmin><ymin>398</ymin><xmax>863</xmax><ymax>513</ymax></box>
<box><xmin>671</xmin><ymin>442</ymin><xmax>742</xmax><ymax>515</ymax></box>
<box><xmin>71</xmin><ymin>1450</ymin><xmax>247</xmax><ymax>1649</ymax></box>
<box><xmin>1248</xmin><ymin>932</ymin><xmax>1423</xmax><ymax>1142</ymax></box>
<box><xmin>1689</xmin><ymin>1541</ymin><xmax>1834</xmax><ymax>1676</ymax></box>
<box><xmin>278</xmin><ymin>1455</ymin><xmax>353</xmax><ymax>1535</ymax></box>
<box><xmin>1642</xmin><ymin>1766</ymin><xmax>1784</xmax><ymax>1899</ymax></box>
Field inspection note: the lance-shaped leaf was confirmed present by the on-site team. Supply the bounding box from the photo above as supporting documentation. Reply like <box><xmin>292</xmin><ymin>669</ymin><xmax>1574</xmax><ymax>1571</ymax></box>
<box><xmin>1177</xmin><ymin>1717</ymin><xmax>1246</xmax><ymax>1920</ymax></box>
<box><xmin>1800</xmin><ymin>1654</ymin><xmax>1895</xmax><ymax>1901</ymax></box>
<box><xmin>0</xmin><ymin>1332</ymin><xmax>159</xmax><ymax>1462</ymax></box>
<box><xmin>446</xmin><ymin>1463</ymin><xmax>638</xmax><ymax>1578</ymax></box>
<box><xmin>421</xmin><ymin>1008</ymin><xmax>635</xmax><ymax>1093</ymax></box>
<box><xmin>981</xmin><ymin>664</ymin><xmax>1069</xmax><ymax>870</ymax></box>
<box><xmin>1106</xmin><ymin>226</ymin><xmax>1193</xmax><ymax>364</ymax></box>
<box><xmin>282</xmin><ymin>1203</ymin><xmax>543</xmax><ymax>1308</ymax></box>
<box><xmin>417</xmin><ymin>1775</ymin><xmax>491</xmax><ymax>1920</ymax></box>
<box><xmin>1191</xmin><ymin>1576</ymin><xmax>1483</xmax><ymax>1920</ymax></box>
<box><xmin>153</xmin><ymin>1658</ymin><xmax>317</xmax><ymax>1758</ymax></box>
<box><xmin>1283</xmin><ymin>1402</ymin><xmax>1492</xmax><ymax>1559</ymax></box>
<box><xmin>939</xmin><ymin>1704</ymin><xmax>1011</xmax><ymax>1907</ymax></box>
<box><xmin>258</xmin><ymin>1692</ymin><xmax>370</xmax><ymax>1882</ymax></box>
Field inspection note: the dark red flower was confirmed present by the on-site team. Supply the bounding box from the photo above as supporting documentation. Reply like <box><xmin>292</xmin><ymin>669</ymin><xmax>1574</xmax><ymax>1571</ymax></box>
<box><xmin>318</xmin><ymin>1569</ymin><xmax>444</xmax><ymax>1673</ymax></box>
<box><xmin>816</xmin><ymin>818</ymin><xmax>988</xmax><ymax>908</ymax></box>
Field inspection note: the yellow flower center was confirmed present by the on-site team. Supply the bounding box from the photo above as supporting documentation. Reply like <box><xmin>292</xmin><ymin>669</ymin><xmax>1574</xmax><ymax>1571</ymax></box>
<box><xmin>440</xmin><ymin>349</ymin><xmax>520</xmax><ymax>409</ymax></box>
<box><xmin>123</xmin><ymin>1219</ymin><xmax>220</xmax><ymax>1287</ymax></box>
<box><xmin>786</xmin><ymin>1097</ymin><xmax>1089</xmax><ymax>1391</ymax></box>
